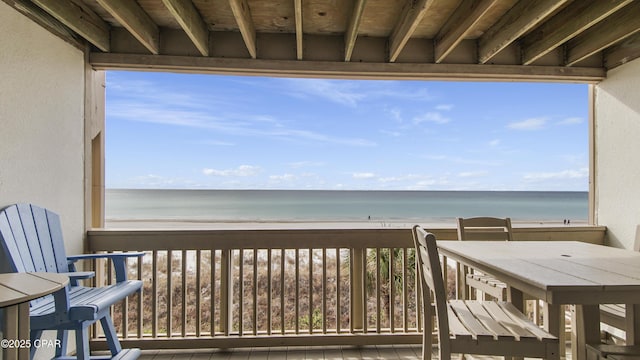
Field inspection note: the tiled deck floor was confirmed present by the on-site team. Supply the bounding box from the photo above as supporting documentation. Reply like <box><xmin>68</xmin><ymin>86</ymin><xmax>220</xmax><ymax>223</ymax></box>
<box><xmin>137</xmin><ymin>345</ymin><xmax>572</xmax><ymax>359</ymax></box>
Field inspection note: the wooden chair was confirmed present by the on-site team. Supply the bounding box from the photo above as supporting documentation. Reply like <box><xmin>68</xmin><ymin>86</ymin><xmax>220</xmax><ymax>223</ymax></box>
<box><xmin>412</xmin><ymin>226</ymin><xmax>559</xmax><ymax>360</ymax></box>
<box><xmin>599</xmin><ymin>225</ymin><xmax>640</xmax><ymax>341</ymax></box>
<box><xmin>456</xmin><ymin>217</ymin><xmax>512</xmax><ymax>300</ymax></box>
<box><xmin>0</xmin><ymin>203</ymin><xmax>143</xmax><ymax>360</ymax></box>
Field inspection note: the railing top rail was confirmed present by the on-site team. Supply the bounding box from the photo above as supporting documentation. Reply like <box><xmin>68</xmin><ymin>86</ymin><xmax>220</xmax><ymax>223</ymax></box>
<box><xmin>86</xmin><ymin>226</ymin><xmax>605</xmax><ymax>252</ymax></box>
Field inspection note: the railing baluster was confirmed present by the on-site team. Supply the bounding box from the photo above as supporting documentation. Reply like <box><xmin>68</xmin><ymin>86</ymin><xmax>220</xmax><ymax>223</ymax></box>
<box><xmin>182</xmin><ymin>250</ymin><xmax>187</xmax><ymax>337</ymax></box>
<box><xmin>267</xmin><ymin>248</ymin><xmax>272</xmax><ymax>335</ymax></box>
<box><xmin>351</xmin><ymin>247</ymin><xmax>365</xmax><ymax>333</ymax></box>
<box><xmin>253</xmin><ymin>248</ymin><xmax>258</xmax><ymax>336</ymax></box>
<box><xmin>280</xmin><ymin>249</ymin><xmax>285</xmax><ymax>335</ymax></box>
<box><xmin>167</xmin><ymin>250</ymin><xmax>172</xmax><ymax>337</ymax></box>
<box><xmin>137</xmin><ymin>254</ymin><xmax>143</xmax><ymax>338</ymax></box>
<box><xmin>152</xmin><ymin>250</ymin><xmax>158</xmax><ymax>338</ymax></box>
<box><xmin>196</xmin><ymin>250</ymin><xmax>201</xmax><ymax>337</ymax></box>
<box><xmin>375</xmin><ymin>248</ymin><xmax>381</xmax><ymax>333</ymax></box>
<box><xmin>308</xmin><ymin>248</ymin><xmax>313</xmax><ymax>334</ymax></box>
<box><xmin>336</xmin><ymin>248</ymin><xmax>341</xmax><ymax>334</ymax></box>
<box><xmin>220</xmin><ymin>249</ymin><xmax>230</xmax><ymax>336</ymax></box>
<box><xmin>390</xmin><ymin>248</ymin><xmax>395</xmax><ymax>333</ymax></box>
<box><xmin>322</xmin><ymin>248</ymin><xmax>327</xmax><ymax>334</ymax></box>
<box><xmin>212</xmin><ymin>250</ymin><xmax>217</xmax><ymax>336</ymax></box>
<box><xmin>238</xmin><ymin>249</ymin><xmax>244</xmax><ymax>337</ymax></box>
<box><xmin>403</xmin><ymin>247</ymin><xmax>408</xmax><ymax>333</ymax></box>
<box><xmin>295</xmin><ymin>249</ymin><xmax>300</xmax><ymax>334</ymax></box>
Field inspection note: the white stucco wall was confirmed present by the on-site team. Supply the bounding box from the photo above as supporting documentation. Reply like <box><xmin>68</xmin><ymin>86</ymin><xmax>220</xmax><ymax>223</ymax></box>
<box><xmin>0</xmin><ymin>4</ymin><xmax>87</xmax><ymax>357</ymax></box>
<box><xmin>595</xmin><ymin>58</ymin><xmax>640</xmax><ymax>249</ymax></box>
<box><xmin>0</xmin><ymin>2</ymin><xmax>85</xmax><ymax>255</ymax></box>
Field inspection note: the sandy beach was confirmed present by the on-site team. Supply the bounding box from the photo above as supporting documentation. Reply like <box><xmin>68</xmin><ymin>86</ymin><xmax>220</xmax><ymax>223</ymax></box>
<box><xmin>104</xmin><ymin>218</ymin><xmax>588</xmax><ymax>230</ymax></box>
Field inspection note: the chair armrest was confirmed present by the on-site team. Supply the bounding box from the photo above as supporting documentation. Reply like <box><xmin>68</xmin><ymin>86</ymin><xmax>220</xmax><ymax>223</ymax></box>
<box><xmin>66</xmin><ymin>252</ymin><xmax>145</xmax><ymax>283</ymax></box>
<box><xmin>58</xmin><ymin>271</ymin><xmax>95</xmax><ymax>286</ymax></box>
<box><xmin>59</xmin><ymin>271</ymin><xmax>95</xmax><ymax>280</ymax></box>
<box><xmin>66</xmin><ymin>252</ymin><xmax>145</xmax><ymax>263</ymax></box>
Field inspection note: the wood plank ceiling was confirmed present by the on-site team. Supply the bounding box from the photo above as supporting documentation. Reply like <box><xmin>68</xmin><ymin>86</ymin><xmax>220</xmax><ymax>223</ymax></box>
<box><xmin>8</xmin><ymin>0</ymin><xmax>640</xmax><ymax>82</ymax></box>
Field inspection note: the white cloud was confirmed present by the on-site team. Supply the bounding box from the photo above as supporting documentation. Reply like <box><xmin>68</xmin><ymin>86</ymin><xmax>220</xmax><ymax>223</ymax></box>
<box><xmin>283</xmin><ymin>79</ymin><xmax>365</xmax><ymax>107</ymax></box>
<box><xmin>557</xmin><ymin>117</ymin><xmax>583</xmax><ymax>125</ymax></box>
<box><xmin>127</xmin><ymin>174</ymin><xmax>199</xmax><ymax>188</ymax></box>
<box><xmin>203</xmin><ymin>165</ymin><xmax>261</xmax><ymax>177</ymax></box>
<box><xmin>270</xmin><ymin>174</ymin><xmax>297</xmax><ymax>181</ymax></box>
<box><xmin>413</xmin><ymin>112</ymin><xmax>450</xmax><ymax>124</ymax></box>
<box><xmin>352</xmin><ymin>172</ymin><xmax>376</xmax><ymax>179</ymax></box>
<box><xmin>523</xmin><ymin>167</ymin><xmax>588</xmax><ymax>181</ymax></box>
<box><xmin>489</xmin><ymin>139</ymin><xmax>500</xmax><ymax>147</ymax></box>
<box><xmin>110</xmin><ymin>100</ymin><xmax>375</xmax><ymax>147</ymax></box>
<box><xmin>507</xmin><ymin>117</ymin><xmax>548</xmax><ymax>130</ymax></box>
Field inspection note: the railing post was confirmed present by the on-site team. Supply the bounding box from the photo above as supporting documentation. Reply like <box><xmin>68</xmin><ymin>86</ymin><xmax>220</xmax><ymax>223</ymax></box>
<box><xmin>219</xmin><ymin>249</ymin><xmax>232</xmax><ymax>336</ymax></box>
<box><xmin>350</xmin><ymin>247</ymin><xmax>366</xmax><ymax>333</ymax></box>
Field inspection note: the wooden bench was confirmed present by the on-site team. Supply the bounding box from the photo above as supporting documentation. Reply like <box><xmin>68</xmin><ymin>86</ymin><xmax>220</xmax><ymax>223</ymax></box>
<box><xmin>0</xmin><ymin>204</ymin><xmax>144</xmax><ymax>360</ymax></box>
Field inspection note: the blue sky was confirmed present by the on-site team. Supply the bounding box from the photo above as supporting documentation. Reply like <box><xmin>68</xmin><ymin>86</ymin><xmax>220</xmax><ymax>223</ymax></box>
<box><xmin>105</xmin><ymin>71</ymin><xmax>589</xmax><ymax>191</ymax></box>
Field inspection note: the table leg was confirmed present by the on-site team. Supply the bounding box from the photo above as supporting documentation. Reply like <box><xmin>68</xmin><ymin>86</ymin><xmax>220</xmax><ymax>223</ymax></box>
<box><xmin>3</xmin><ymin>305</ymin><xmax>19</xmax><ymax>360</ymax></box>
<box><xmin>507</xmin><ymin>287</ymin><xmax>524</xmax><ymax>360</ymax></box>
<box><xmin>571</xmin><ymin>304</ymin><xmax>600</xmax><ymax>360</ymax></box>
<box><xmin>543</xmin><ymin>303</ymin><xmax>564</xmax><ymax>359</ymax></box>
<box><xmin>507</xmin><ymin>286</ymin><xmax>524</xmax><ymax>311</ymax></box>
<box><xmin>625</xmin><ymin>303</ymin><xmax>640</xmax><ymax>345</ymax></box>
<box><xmin>17</xmin><ymin>303</ymin><xmax>30</xmax><ymax>360</ymax></box>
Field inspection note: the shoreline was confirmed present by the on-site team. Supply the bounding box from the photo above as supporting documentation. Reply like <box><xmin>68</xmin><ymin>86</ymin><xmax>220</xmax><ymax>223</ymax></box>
<box><xmin>104</xmin><ymin>218</ymin><xmax>588</xmax><ymax>230</ymax></box>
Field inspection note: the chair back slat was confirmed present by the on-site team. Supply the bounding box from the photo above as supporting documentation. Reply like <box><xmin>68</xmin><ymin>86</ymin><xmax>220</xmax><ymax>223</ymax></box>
<box><xmin>457</xmin><ymin>217</ymin><xmax>513</xmax><ymax>241</ymax></box>
<box><xmin>32</xmin><ymin>205</ymin><xmax>67</xmax><ymax>273</ymax></box>
<box><xmin>16</xmin><ymin>204</ymin><xmax>47</xmax><ymax>272</ymax></box>
<box><xmin>412</xmin><ymin>226</ymin><xmax>451</xmax><ymax>352</ymax></box>
<box><xmin>2</xmin><ymin>205</ymin><xmax>36</xmax><ymax>272</ymax></box>
<box><xmin>0</xmin><ymin>211</ymin><xmax>27</xmax><ymax>273</ymax></box>
<box><xmin>0</xmin><ymin>204</ymin><xmax>68</xmax><ymax>274</ymax></box>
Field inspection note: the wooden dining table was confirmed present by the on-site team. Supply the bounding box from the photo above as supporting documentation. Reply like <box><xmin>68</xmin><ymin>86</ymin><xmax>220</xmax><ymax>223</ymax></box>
<box><xmin>437</xmin><ymin>240</ymin><xmax>640</xmax><ymax>360</ymax></box>
<box><xmin>0</xmin><ymin>272</ymin><xmax>69</xmax><ymax>360</ymax></box>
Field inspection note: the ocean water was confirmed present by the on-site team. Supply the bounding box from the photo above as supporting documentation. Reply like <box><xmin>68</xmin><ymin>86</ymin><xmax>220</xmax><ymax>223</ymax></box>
<box><xmin>105</xmin><ymin>189</ymin><xmax>588</xmax><ymax>223</ymax></box>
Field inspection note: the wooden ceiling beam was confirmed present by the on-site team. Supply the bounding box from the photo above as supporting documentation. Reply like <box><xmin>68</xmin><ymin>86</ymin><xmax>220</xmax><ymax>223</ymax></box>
<box><xmin>90</xmin><ymin>52</ymin><xmax>606</xmax><ymax>83</ymax></box>
<box><xmin>344</xmin><ymin>0</ymin><xmax>368</xmax><ymax>62</ymax></box>
<box><xmin>7</xmin><ymin>0</ymin><xmax>84</xmax><ymax>50</ymax></box>
<box><xmin>478</xmin><ymin>0</ymin><xmax>569</xmax><ymax>64</ymax></box>
<box><xmin>566</xmin><ymin>3</ymin><xmax>640</xmax><ymax>66</ymax></box>
<box><xmin>521</xmin><ymin>0</ymin><xmax>632</xmax><ymax>65</ymax></box>
<box><xmin>161</xmin><ymin>0</ymin><xmax>209</xmax><ymax>56</ymax></box>
<box><xmin>388</xmin><ymin>0</ymin><xmax>435</xmax><ymax>63</ymax></box>
<box><xmin>229</xmin><ymin>0</ymin><xmax>257</xmax><ymax>59</ymax></box>
<box><xmin>95</xmin><ymin>0</ymin><xmax>159</xmax><ymax>54</ymax></box>
<box><xmin>435</xmin><ymin>0</ymin><xmax>497</xmax><ymax>64</ymax></box>
<box><xmin>605</xmin><ymin>31</ymin><xmax>640</xmax><ymax>69</ymax></box>
<box><xmin>294</xmin><ymin>0</ymin><xmax>302</xmax><ymax>60</ymax></box>
<box><xmin>30</xmin><ymin>0</ymin><xmax>110</xmax><ymax>51</ymax></box>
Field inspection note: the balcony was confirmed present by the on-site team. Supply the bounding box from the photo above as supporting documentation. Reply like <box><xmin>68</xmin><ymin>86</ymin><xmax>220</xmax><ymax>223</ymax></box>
<box><xmin>85</xmin><ymin>225</ymin><xmax>605</xmax><ymax>356</ymax></box>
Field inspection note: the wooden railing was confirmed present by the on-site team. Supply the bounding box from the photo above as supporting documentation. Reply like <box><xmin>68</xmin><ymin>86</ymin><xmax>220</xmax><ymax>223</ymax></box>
<box><xmin>86</xmin><ymin>226</ymin><xmax>605</xmax><ymax>350</ymax></box>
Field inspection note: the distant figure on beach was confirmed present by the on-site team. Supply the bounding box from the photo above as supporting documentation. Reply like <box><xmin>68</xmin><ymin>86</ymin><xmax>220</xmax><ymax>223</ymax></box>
<box><xmin>567</xmin><ymin>219</ymin><xmax>570</xmax><ymax>225</ymax></box>
<box><xmin>564</xmin><ymin>219</ymin><xmax>567</xmax><ymax>225</ymax></box>
<box><xmin>368</xmin><ymin>215</ymin><xmax>371</xmax><ymax>220</ymax></box>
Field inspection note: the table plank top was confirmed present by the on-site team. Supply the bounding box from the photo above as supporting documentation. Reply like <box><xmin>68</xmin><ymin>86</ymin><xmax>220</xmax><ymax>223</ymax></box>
<box><xmin>0</xmin><ymin>272</ymin><xmax>68</xmax><ymax>307</ymax></box>
<box><xmin>437</xmin><ymin>241</ymin><xmax>640</xmax><ymax>304</ymax></box>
